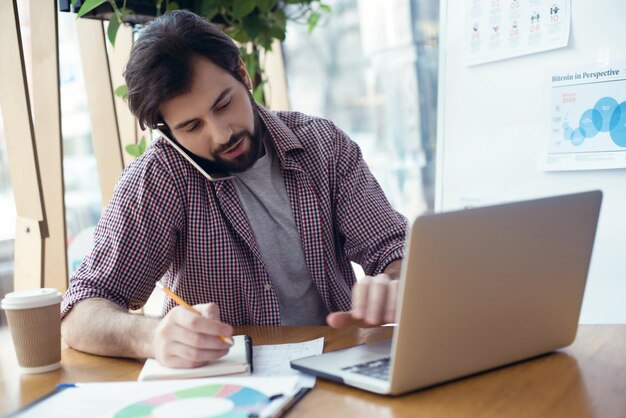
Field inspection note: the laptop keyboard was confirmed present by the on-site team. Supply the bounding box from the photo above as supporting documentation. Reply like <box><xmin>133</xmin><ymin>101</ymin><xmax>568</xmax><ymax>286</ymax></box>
<box><xmin>342</xmin><ymin>357</ymin><xmax>391</xmax><ymax>381</ymax></box>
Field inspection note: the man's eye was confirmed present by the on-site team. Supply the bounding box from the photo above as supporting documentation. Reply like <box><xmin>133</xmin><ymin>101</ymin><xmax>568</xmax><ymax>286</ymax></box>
<box><xmin>216</xmin><ymin>98</ymin><xmax>232</xmax><ymax>111</ymax></box>
<box><xmin>185</xmin><ymin>123</ymin><xmax>199</xmax><ymax>132</ymax></box>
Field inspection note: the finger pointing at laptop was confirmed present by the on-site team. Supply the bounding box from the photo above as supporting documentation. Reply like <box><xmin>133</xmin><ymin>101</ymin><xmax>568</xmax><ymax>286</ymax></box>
<box><xmin>327</xmin><ymin>259</ymin><xmax>402</xmax><ymax>328</ymax></box>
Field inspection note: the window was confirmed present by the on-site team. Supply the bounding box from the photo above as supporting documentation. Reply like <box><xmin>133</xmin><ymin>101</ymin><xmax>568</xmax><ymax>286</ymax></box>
<box><xmin>282</xmin><ymin>0</ymin><xmax>439</xmax><ymax>220</ymax></box>
<box><xmin>0</xmin><ymin>3</ymin><xmax>102</xmax><ymax>326</ymax></box>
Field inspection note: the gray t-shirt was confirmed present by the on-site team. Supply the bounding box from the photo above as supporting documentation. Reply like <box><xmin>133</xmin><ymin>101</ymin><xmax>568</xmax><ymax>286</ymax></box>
<box><xmin>233</xmin><ymin>136</ymin><xmax>328</xmax><ymax>325</ymax></box>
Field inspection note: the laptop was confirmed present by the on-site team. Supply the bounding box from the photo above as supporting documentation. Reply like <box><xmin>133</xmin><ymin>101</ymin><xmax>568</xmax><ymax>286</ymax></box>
<box><xmin>291</xmin><ymin>190</ymin><xmax>602</xmax><ymax>395</ymax></box>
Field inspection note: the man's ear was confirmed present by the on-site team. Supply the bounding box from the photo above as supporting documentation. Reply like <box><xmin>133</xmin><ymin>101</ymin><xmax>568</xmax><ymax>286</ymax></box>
<box><xmin>238</xmin><ymin>58</ymin><xmax>253</xmax><ymax>91</ymax></box>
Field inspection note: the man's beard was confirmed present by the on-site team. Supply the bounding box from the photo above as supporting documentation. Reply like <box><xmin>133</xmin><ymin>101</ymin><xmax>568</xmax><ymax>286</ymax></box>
<box><xmin>175</xmin><ymin>102</ymin><xmax>264</xmax><ymax>176</ymax></box>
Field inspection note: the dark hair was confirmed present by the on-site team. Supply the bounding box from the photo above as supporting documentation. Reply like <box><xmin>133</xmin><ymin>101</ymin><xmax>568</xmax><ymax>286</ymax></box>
<box><xmin>124</xmin><ymin>10</ymin><xmax>243</xmax><ymax>129</ymax></box>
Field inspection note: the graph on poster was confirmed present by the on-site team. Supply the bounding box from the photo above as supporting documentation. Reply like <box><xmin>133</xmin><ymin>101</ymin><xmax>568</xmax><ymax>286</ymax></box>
<box><xmin>545</xmin><ymin>61</ymin><xmax>626</xmax><ymax>170</ymax></box>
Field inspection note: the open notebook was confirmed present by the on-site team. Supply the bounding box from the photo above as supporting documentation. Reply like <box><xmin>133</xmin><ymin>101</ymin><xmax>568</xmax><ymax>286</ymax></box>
<box><xmin>138</xmin><ymin>335</ymin><xmax>252</xmax><ymax>381</ymax></box>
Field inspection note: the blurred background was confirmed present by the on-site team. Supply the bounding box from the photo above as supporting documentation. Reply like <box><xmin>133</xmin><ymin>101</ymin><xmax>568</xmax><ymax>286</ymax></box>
<box><xmin>0</xmin><ymin>0</ymin><xmax>439</xmax><ymax>325</ymax></box>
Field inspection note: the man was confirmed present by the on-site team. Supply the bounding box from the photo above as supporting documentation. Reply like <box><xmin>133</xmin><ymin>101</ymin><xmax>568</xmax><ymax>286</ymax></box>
<box><xmin>61</xmin><ymin>10</ymin><xmax>407</xmax><ymax>368</ymax></box>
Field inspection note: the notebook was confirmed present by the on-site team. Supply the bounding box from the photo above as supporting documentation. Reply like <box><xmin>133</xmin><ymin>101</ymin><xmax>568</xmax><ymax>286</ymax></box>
<box><xmin>138</xmin><ymin>334</ymin><xmax>253</xmax><ymax>381</ymax></box>
<box><xmin>291</xmin><ymin>190</ymin><xmax>602</xmax><ymax>395</ymax></box>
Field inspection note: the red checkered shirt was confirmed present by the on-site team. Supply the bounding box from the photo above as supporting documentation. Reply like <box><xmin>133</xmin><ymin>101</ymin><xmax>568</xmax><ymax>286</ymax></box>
<box><xmin>61</xmin><ymin>107</ymin><xmax>408</xmax><ymax>325</ymax></box>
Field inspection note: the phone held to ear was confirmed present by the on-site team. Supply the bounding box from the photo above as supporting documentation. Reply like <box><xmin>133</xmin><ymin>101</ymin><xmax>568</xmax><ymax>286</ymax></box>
<box><xmin>156</xmin><ymin>125</ymin><xmax>234</xmax><ymax>182</ymax></box>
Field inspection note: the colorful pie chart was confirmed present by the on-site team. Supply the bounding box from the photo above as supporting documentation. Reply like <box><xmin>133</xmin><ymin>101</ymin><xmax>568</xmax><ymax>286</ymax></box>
<box><xmin>113</xmin><ymin>384</ymin><xmax>270</xmax><ymax>418</ymax></box>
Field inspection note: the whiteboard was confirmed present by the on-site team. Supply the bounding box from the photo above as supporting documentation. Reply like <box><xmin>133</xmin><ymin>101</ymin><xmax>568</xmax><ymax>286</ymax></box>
<box><xmin>436</xmin><ymin>0</ymin><xmax>626</xmax><ymax>323</ymax></box>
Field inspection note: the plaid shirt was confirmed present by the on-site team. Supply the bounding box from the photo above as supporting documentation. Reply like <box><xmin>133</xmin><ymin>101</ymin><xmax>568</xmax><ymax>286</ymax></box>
<box><xmin>62</xmin><ymin>107</ymin><xmax>407</xmax><ymax>325</ymax></box>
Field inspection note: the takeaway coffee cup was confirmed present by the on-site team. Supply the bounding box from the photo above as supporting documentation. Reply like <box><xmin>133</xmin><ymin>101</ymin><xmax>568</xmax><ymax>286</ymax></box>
<box><xmin>1</xmin><ymin>288</ymin><xmax>62</xmax><ymax>373</ymax></box>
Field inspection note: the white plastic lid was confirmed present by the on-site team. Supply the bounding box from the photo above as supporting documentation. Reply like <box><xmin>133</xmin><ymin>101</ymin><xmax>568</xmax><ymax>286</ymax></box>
<box><xmin>1</xmin><ymin>288</ymin><xmax>62</xmax><ymax>310</ymax></box>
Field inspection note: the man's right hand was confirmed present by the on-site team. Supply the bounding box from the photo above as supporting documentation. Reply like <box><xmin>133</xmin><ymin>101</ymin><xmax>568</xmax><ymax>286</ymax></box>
<box><xmin>152</xmin><ymin>303</ymin><xmax>234</xmax><ymax>368</ymax></box>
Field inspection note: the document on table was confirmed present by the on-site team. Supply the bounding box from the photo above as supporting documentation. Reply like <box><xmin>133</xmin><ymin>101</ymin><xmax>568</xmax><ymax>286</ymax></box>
<box><xmin>252</xmin><ymin>337</ymin><xmax>324</xmax><ymax>387</ymax></box>
<box><xmin>10</xmin><ymin>376</ymin><xmax>301</xmax><ymax>418</ymax></box>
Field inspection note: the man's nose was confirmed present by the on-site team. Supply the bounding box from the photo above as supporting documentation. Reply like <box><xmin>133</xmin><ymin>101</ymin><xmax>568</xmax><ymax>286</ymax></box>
<box><xmin>205</xmin><ymin>120</ymin><xmax>233</xmax><ymax>148</ymax></box>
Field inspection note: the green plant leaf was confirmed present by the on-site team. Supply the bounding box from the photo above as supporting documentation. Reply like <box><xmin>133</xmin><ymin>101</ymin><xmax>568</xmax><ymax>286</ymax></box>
<box><xmin>216</xmin><ymin>0</ymin><xmax>232</xmax><ymax>8</ymax></box>
<box><xmin>166</xmin><ymin>1</ymin><xmax>179</xmax><ymax>12</ymax></box>
<box><xmin>257</xmin><ymin>33</ymin><xmax>273</xmax><ymax>51</ymax></box>
<box><xmin>242</xmin><ymin>14</ymin><xmax>263</xmax><ymax>38</ymax></box>
<box><xmin>114</xmin><ymin>84</ymin><xmax>128</xmax><ymax>98</ymax></box>
<box><xmin>155</xmin><ymin>0</ymin><xmax>164</xmax><ymax>16</ymax></box>
<box><xmin>232</xmin><ymin>0</ymin><xmax>256</xmax><ymax>19</ymax></box>
<box><xmin>107</xmin><ymin>14</ymin><xmax>121</xmax><ymax>46</ymax></box>
<box><xmin>70</xmin><ymin>0</ymin><xmax>78</xmax><ymax>8</ymax></box>
<box><xmin>320</xmin><ymin>3</ymin><xmax>332</xmax><ymax>13</ymax></box>
<box><xmin>241</xmin><ymin>50</ymin><xmax>259</xmax><ymax>79</ymax></box>
<box><xmin>125</xmin><ymin>143</ymin><xmax>143</xmax><ymax>158</ymax></box>
<box><xmin>120</xmin><ymin>6</ymin><xmax>135</xmax><ymax>21</ymax></box>
<box><xmin>199</xmin><ymin>0</ymin><xmax>220</xmax><ymax>20</ymax></box>
<box><xmin>138</xmin><ymin>136</ymin><xmax>147</xmax><ymax>153</ymax></box>
<box><xmin>272</xmin><ymin>8</ymin><xmax>287</xmax><ymax>32</ymax></box>
<box><xmin>252</xmin><ymin>82</ymin><xmax>265</xmax><ymax>104</ymax></box>
<box><xmin>76</xmin><ymin>0</ymin><xmax>109</xmax><ymax>18</ymax></box>
<box><xmin>307</xmin><ymin>11</ymin><xmax>321</xmax><ymax>33</ymax></box>
<box><xmin>229</xmin><ymin>27</ymin><xmax>250</xmax><ymax>44</ymax></box>
<box><xmin>268</xmin><ymin>26</ymin><xmax>286</xmax><ymax>41</ymax></box>
<box><xmin>257</xmin><ymin>0</ymin><xmax>276</xmax><ymax>13</ymax></box>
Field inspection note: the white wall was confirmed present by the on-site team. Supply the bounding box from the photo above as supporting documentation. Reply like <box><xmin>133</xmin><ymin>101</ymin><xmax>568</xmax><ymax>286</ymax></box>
<box><xmin>436</xmin><ymin>0</ymin><xmax>626</xmax><ymax>323</ymax></box>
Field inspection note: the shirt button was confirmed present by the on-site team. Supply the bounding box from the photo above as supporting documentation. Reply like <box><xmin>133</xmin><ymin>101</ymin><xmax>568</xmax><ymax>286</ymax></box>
<box><xmin>264</xmin><ymin>283</ymin><xmax>272</xmax><ymax>291</ymax></box>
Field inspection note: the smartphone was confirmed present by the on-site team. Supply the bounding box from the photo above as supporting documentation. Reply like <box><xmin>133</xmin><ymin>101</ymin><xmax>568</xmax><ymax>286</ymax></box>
<box><xmin>156</xmin><ymin>125</ymin><xmax>234</xmax><ymax>182</ymax></box>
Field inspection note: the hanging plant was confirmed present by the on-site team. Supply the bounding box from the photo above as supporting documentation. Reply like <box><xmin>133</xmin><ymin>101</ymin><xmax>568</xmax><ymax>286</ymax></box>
<box><xmin>70</xmin><ymin>0</ymin><xmax>332</xmax><ymax>104</ymax></box>
<box><xmin>66</xmin><ymin>0</ymin><xmax>331</xmax><ymax>158</ymax></box>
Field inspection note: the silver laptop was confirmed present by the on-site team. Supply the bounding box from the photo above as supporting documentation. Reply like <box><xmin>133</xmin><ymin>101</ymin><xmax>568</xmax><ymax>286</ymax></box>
<box><xmin>291</xmin><ymin>190</ymin><xmax>602</xmax><ymax>395</ymax></box>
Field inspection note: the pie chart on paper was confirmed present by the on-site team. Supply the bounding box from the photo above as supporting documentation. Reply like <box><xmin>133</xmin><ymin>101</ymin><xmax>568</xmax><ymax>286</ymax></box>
<box><xmin>113</xmin><ymin>384</ymin><xmax>270</xmax><ymax>418</ymax></box>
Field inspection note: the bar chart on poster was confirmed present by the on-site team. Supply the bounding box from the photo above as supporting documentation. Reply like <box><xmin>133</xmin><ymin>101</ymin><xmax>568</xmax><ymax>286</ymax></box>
<box><xmin>436</xmin><ymin>0</ymin><xmax>626</xmax><ymax>323</ymax></box>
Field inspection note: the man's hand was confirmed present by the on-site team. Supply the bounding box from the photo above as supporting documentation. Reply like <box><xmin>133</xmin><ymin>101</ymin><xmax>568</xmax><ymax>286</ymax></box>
<box><xmin>327</xmin><ymin>259</ymin><xmax>403</xmax><ymax>328</ymax></box>
<box><xmin>152</xmin><ymin>303</ymin><xmax>234</xmax><ymax>368</ymax></box>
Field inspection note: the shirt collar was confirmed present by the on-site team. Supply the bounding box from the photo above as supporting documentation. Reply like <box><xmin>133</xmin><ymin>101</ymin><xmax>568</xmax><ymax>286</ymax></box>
<box><xmin>256</xmin><ymin>105</ymin><xmax>303</xmax><ymax>164</ymax></box>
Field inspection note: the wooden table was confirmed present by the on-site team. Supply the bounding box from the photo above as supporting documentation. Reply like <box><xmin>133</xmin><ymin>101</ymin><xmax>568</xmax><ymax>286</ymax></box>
<box><xmin>1</xmin><ymin>325</ymin><xmax>625</xmax><ymax>417</ymax></box>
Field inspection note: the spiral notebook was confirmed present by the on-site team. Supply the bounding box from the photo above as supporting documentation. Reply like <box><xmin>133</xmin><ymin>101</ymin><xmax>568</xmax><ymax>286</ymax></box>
<box><xmin>138</xmin><ymin>335</ymin><xmax>252</xmax><ymax>381</ymax></box>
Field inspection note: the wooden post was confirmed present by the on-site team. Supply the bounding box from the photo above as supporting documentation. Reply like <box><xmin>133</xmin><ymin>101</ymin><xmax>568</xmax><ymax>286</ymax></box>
<box><xmin>108</xmin><ymin>24</ymin><xmax>138</xmax><ymax>168</ymax></box>
<box><xmin>76</xmin><ymin>18</ymin><xmax>125</xmax><ymax>206</ymax></box>
<box><xmin>29</xmin><ymin>0</ymin><xmax>69</xmax><ymax>291</ymax></box>
<box><xmin>0</xmin><ymin>0</ymin><xmax>47</xmax><ymax>291</ymax></box>
<box><xmin>262</xmin><ymin>40</ymin><xmax>291</xmax><ymax>111</ymax></box>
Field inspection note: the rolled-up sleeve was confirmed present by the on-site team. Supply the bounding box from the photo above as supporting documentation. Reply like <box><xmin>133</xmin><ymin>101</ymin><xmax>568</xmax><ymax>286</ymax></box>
<box><xmin>61</xmin><ymin>151</ymin><xmax>185</xmax><ymax>318</ymax></box>
<box><xmin>332</xmin><ymin>125</ymin><xmax>408</xmax><ymax>276</ymax></box>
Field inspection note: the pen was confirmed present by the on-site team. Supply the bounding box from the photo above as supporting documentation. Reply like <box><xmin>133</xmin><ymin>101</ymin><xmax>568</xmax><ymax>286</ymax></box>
<box><xmin>156</xmin><ymin>280</ymin><xmax>234</xmax><ymax>345</ymax></box>
<box><xmin>245</xmin><ymin>335</ymin><xmax>254</xmax><ymax>373</ymax></box>
<box><xmin>259</xmin><ymin>388</ymin><xmax>311</xmax><ymax>418</ymax></box>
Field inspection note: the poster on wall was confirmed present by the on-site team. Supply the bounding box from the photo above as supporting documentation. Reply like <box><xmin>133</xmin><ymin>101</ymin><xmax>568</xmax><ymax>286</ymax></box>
<box><xmin>464</xmin><ymin>0</ymin><xmax>571</xmax><ymax>66</ymax></box>
<box><xmin>543</xmin><ymin>61</ymin><xmax>626</xmax><ymax>171</ymax></box>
